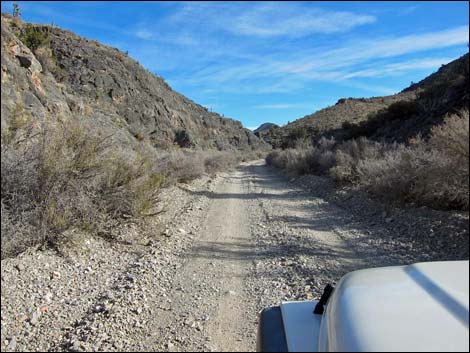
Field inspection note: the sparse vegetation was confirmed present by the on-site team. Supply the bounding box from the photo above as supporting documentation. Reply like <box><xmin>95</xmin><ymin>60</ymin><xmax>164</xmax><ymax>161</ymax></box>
<box><xmin>0</xmin><ymin>109</ymin><xmax>255</xmax><ymax>258</ymax></box>
<box><xmin>343</xmin><ymin>100</ymin><xmax>419</xmax><ymax>139</ymax></box>
<box><xmin>12</xmin><ymin>3</ymin><xmax>20</xmax><ymax>18</ymax></box>
<box><xmin>1</xmin><ymin>115</ymin><xmax>166</xmax><ymax>258</ymax></box>
<box><xmin>267</xmin><ymin>110</ymin><xmax>469</xmax><ymax>211</ymax></box>
<box><xmin>19</xmin><ymin>24</ymin><xmax>50</xmax><ymax>52</ymax></box>
<box><xmin>159</xmin><ymin>149</ymin><xmax>243</xmax><ymax>183</ymax></box>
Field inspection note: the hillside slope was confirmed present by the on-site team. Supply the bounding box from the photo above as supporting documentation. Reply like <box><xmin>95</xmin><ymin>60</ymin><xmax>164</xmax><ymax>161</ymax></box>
<box><xmin>264</xmin><ymin>53</ymin><xmax>468</xmax><ymax>147</ymax></box>
<box><xmin>0</xmin><ymin>13</ymin><xmax>267</xmax><ymax>151</ymax></box>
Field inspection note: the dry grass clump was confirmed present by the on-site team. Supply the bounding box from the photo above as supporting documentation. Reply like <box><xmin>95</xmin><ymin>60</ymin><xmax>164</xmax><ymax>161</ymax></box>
<box><xmin>1</xmin><ymin>116</ymin><xmax>165</xmax><ymax>258</ymax></box>
<box><xmin>1</xmin><ymin>107</ymin><xmax>272</xmax><ymax>259</ymax></box>
<box><xmin>330</xmin><ymin>138</ymin><xmax>392</xmax><ymax>184</ymax></box>
<box><xmin>266</xmin><ymin>138</ymin><xmax>336</xmax><ymax>176</ymax></box>
<box><xmin>159</xmin><ymin>150</ymin><xmax>206</xmax><ymax>183</ymax></box>
<box><xmin>355</xmin><ymin>110</ymin><xmax>469</xmax><ymax>210</ymax></box>
<box><xmin>204</xmin><ymin>151</ymin><xmax>238</xmax><ymax>175</ymax></box>
<box><xmin>266</xmin><ymin>110</ymin><xmax>469</xmax><ymax>210</ymax></box>
<box><xmin>266</xmin><ymin>149</ymin><xmax>303</xmax><ymax>173</ymax></box>
<box><xmin>159</xmin><ymin>149</ymin><xmax>241</xmax><ymax>183</ymax></box>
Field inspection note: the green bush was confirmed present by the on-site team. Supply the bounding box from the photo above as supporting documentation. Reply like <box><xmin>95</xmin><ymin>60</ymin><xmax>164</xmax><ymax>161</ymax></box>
<box><xmin>19</xmin><ymin>24</ymin><xmax>49</xmax><ymax>52</ymax></box>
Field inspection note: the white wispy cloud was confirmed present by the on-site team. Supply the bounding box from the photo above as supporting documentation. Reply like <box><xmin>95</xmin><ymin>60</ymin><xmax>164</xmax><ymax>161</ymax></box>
<box><xmin>19</xmin><ymin>1</ymin><xmax>466</xmax><ymax>105</ymax></box>
<box><xmin>162</xmin><ymin>2</ymin><xmax>375</xmax><ymax>38</ymax></box>
<box><xmin>135</xmin><ymin>29</ymin><xmax>153</xmax><ymax>40</ymax></box>
<box><xmin>120</xmin><ymin>1</ymin><xmax>467</xmax><ymax>99</ymax></box>
<box><xmin>230</xmin><ymin>3</ymin><xmax>376</xmax><ymax>37</ymax></box>
<box><xmin>169</xmin><ymin>25</ymin><xmax>467</xmax><ymax>95</ymax></box>
<box><xmin>400</xmin><ymin>5</ymin><xmax>419</xmax><ymax>16</ymax></box>
<box><xmin>276</xmin><ymin>26</ymin><xmax>469</xmax><ymax>76</ymax></box>
<box><xmin>340</xmin><ymin>57</ymin><xmax>456</xmax><ymax>79</ymax></box>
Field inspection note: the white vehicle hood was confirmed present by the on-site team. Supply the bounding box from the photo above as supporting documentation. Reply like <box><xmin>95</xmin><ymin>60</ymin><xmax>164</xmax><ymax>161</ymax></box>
<box><xmin>321</xmin><ymin>261</ymin><xmax>469</xmax><ymax>352</ymax></box>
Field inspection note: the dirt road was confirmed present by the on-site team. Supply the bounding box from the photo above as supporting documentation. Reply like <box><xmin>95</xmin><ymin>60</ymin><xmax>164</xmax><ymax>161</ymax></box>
<box><xmin>2</xmin><ymin>160</ymin><xmax>467</xmax><ymax>352</ymax></box>
<box><xmin>136</xmin><ymin>159</ymin><xmax>438</xmax><ymax>351</ymax></box>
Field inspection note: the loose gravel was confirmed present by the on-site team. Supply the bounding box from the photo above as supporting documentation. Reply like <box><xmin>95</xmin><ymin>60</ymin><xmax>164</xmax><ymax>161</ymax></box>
<box><xmin>1</xmin><ymin>161</ymin><xmax>468</xmax><ymax>352</ymax></box>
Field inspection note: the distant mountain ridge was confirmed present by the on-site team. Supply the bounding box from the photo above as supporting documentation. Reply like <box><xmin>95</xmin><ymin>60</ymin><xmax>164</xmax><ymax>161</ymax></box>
<box><xmin>254</xmin><ymin>123</ymin><xmax>279</xmax><ymax>133</ymax></box>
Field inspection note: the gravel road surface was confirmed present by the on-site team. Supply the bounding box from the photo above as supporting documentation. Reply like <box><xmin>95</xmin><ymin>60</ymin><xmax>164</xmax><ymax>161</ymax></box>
<box><xmin>2</xmin><ymin>160</ymin><xmax>468</xmax><ymax>351</ymax></box>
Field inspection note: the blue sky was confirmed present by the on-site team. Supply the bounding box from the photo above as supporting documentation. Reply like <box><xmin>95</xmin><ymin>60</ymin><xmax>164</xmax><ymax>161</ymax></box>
<box><xmin>2</xmin><ymin>1</ymin><xmax>469</xmax><ymax>129</ymax></box>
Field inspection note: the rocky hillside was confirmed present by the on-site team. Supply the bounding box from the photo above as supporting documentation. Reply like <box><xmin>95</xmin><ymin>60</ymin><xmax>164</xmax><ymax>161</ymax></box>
<box><xmin>254</xmin><ymin>123</ymin><xmax>278</xmax><ymax>134</ymax></box>
<box><xmin>262</xmin><ymin>53</ymin><xmax>469</xmax><ymax>147</ymax></box>
<box><xmin>253</xmin><ymin>122</ymin><xmax>279</xmax><ymax>146</ymax></box>
<box><xmin>0</xmin><ymin>13</ymin><xmax>267</xmax><ymax>151</ymax></box>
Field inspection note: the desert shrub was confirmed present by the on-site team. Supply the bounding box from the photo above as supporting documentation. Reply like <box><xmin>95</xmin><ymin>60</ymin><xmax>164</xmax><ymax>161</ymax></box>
<box><xmin>341</xmin><ymin>121</ymin><xmax>354</xmax><ymax>130</ymax></box>
<box><xmin>265</xmin><ymin>150</ymin><xmax>281</xmax><ymax>168</ymax></box>
<box><xmin>174</xmin><ymin>129</ymin><xmax>193</xmax><ymax>148</ymax></box>
<box><xmin>238</xmin><ymin>149</ymin><xmax>269</xmax><ymax>162</ymax></box>
<box><xmin>356</xmin><ymin>142</ymin><xmax>468</xmax><ymax>210</ymax></box>
<box><xmin>19</xmin><ymin>24</ymin><xmax>49</xmax><ymax>52</ymax></box>
<box><xmin>1</xmin><ymin>117</ymin><xmax>166</xmax><ymax>258</ymax></box>
<box><xmin>99</xmin><ymin>147</ymin><xmax>165</xmax><ymax>217</ymax></box>
<box><xmin>428</xmin><ymin>109</ymin><xmax>469</xmax><ymax>162</ymax></box>
<box><xmin>352</xmin><ymin>110</ymin><xmax>469</xmax><ymax>209</ymax></box>
<box><xmin>266</xmin><ymin>149</ymin><xmax>310</xmax><ymax>175</ymax></box>
<box><xmin>384</xmin><ymin>100</ymin><xmax>419</xmax><ymax>120</ymax></box>
<box><xmin>285</xmin><ymin>150</ymin><xmax>310</xmax><ymax>175</ymax></box>
<box><xmin>204</xmin><ymin>151</ymin><xmax>238</xmax><ymax>175</ymax></box>
<box><xmin>306</xmin><ymin>149</ymin><xmax>336</xmax><ymax>175</ymax></box>
<box><xmin>330</xmin><ymin>138</ymin><xmax>390</xmax><ymax>183</ymax></box>
<box><xmin>1</xmin><ymin>137</ymin><xmax>42</xmax><ymax>258</ymax></box>
<box><xmin>284</xmin><ymin>126</ymin><xmax>309</xmax><ymax>148</ymax></box>
<box><xmin>266</xmin><ymin>149</ymin><xmax>294</xmax><ymax>170</ymax></box>
<box><xmin>306</xmin><ymin>137</ymin><xmax>337</xmax><ymax>174</ymax></box>
<box><xmin>267</xmin><ymin>110</ymin><xmax>468</xmax><ymax>210</ymax></box>
<box><xmin>160</xmin><ymin>149</ymin><xmax>240</xmax><ymax>182</ymax></box>
<box><xmin>266</xmin><ymin>138</ymin><xmax>337</xmax><ymax>176</ymax></box>
<box><xmin>161</xmin><ymin>150</ymin><xmax>206</xmax><ymax>183</ymax></box>
<box><xmin>0</xmin><ymin>201</ymin><xmax>41</xmax><ymax>260</ymax></box>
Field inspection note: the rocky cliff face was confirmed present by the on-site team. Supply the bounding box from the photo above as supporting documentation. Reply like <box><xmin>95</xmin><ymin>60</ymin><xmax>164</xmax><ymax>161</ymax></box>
<box><xmin>1</xmin><ymin>13</ymin><xmax>267</xmax><ymax>151</ymax></box>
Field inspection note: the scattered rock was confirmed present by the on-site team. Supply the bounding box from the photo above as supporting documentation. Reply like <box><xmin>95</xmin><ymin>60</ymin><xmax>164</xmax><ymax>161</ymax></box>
<box><xmin>7</xmin><ymin>337</ymin><xmax>17</xmax><ymax>350</ymax></box>
<box><xmin>44</xmin><ymin>292</ymin><xmax>53</xmax><ymax>304</ymax></box>
<box><xmin>29</xmin><ymin>309</ymin><xmax>41</xmax><ymax>326</ymax></box>
<box><xmin>16</xmin><ymin>55</ymin><xmax>32</xmax><ymax>68</ymax></box>
<box><xmin>39</xmin><ymin>304</ymin><xmax>49</xmax><ymax>314</ymax></box>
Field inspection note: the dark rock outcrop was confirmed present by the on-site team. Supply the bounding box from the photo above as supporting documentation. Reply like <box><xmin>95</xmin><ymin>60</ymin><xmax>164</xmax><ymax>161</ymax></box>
<box><xmin>1</xmin><ymin>13</ymin><xmax>267</xmax><ymax>151</ymax></box>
